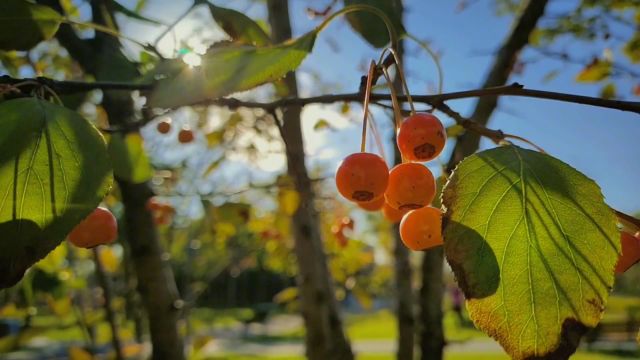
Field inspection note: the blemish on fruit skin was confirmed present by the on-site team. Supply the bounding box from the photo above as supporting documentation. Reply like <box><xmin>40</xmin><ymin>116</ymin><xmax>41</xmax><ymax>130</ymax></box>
<box><xmin>414</xmin><ymin>143</ymin><xmax>436</xmax><ymax>159</ymax></box>
<box><xmin>352</xmin><ymin>190</ymin><xmax>374</xmax><ymax>202</ymax></box>
<box><xmin>399</xmin><ymin>203</ymin><xmax>422</xmax><ymax>211</ymax></box>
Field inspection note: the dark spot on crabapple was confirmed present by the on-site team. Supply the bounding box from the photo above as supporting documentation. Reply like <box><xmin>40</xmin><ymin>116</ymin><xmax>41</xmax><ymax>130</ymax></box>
<box><xmin>399</xmin><ymin>203</ymin><xmax>423</xmax><ymax>211</ymax></box>
<box><xmin>413</xmin><ymin>143</ymin><xmax>436</xmax><ymax>160</ymax></box>
<box><xmin>352</xmin><ymin>190</ymin><xmax>374</xmax><ymax>202</ymax></box>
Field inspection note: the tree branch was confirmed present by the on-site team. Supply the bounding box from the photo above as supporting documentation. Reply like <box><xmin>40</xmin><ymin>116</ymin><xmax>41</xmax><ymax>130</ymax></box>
<box><xmin>2</xmin><ymin>75</ymin><xmax>639</xmax><ymax>115</ymax></box>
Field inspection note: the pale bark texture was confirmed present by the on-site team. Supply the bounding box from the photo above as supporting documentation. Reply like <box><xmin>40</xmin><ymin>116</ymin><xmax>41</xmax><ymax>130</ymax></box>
<box><xmin>38</xmin><ymin>1</ymin><xmax>186</xmax><ymax>358</ymax></box>
<box><xmin>266</xmin><ymin>1</ymin><xmax>354</xmax><ymax>359</ymax></box>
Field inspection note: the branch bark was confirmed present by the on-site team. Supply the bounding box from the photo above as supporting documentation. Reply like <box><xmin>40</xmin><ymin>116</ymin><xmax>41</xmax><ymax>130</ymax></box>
<box><xmin>266</xmin><ymin>1</ymin><xmax>353</xmax><ymax>360</ymax></box>
<box><xmin>36</xmin><ymin>1</ymin><xmax>186</xmax><ymax>359</ymax></box>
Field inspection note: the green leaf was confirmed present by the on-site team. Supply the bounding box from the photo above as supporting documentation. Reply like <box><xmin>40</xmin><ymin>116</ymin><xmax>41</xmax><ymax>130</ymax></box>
<box><xmin>343</xmin><ymin>0</ymin><xmax>405</xmax><ymax>48</ymax></box>
<box><xmin>0</xmin><ymin>0</ymin><xmax>63</xmax><ymax>51</ymax></box>
<box><xmin>600</xmin><ymin>83</ymin><xmax>616</xmax><ymax>100</ymax></box>
<box><xmin>110</xmin><ymin>0</ymin><xmax>162</xmax><ymax>25</ymax></box>
<box><xmin>107</xmin><ymin>133</ymin><xmax>153</xmax><ymax>184</ymax></box>
<box><xmin>575</xmin><ymin>59</ymin><xmax>611</xmax><ymax>83</ymax></box>
<box><xmin>442</xmin><ymin>145</ymin><xmax>619</xmax><ymax>360</ymax></box>
<box><xmin>0</xmin><ymin>98</ymin><xmax>113</xmax><ymax>289</ymax></box>
<box><xmin>313</xmin><ymin>119</ymin><xmax>333</xmax><ymax>131</ymax></box>
<box><xmin>148</xmin><ymin>31</ymin><xmax>317</xmax><ymax>108</ymax></box>
<box><xmin>208</xmin><ymin>3</ymin><xmax>271</xmax><ymax>46</ymax></box>
<box><xmin>623</xmin><ymin>32</ymin><xmax>640</xmax><ymax>63</ymax></box>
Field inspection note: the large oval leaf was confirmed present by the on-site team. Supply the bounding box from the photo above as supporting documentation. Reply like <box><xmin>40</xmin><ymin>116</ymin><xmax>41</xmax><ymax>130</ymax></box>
<box><xmin>442</xmin><ymin>145</ymin><xmax>619</xmax><ymax>360</ymax></box>
<box><xmin>343</xmin><ymin>0</ymin><xmax>405</xmax><ymax>48</ymax></box>
<box><xmin>208</xmin><ymin>3</ymin><xmax>271</xmax><ymax>46</ymax></box>
<box><xmin>0</xmin><ymin>98</ymin><xmax>113</xmax><ymax>289</ymax></box>
<box><xmin>147</xmin><ymin>31</ymin><xmax>317</xmax><ymax>109</ymax></box>
<box><xmin>0</xmin><ymin>0</ymin><xmax>63</xmax><ymax>51</ymax></box>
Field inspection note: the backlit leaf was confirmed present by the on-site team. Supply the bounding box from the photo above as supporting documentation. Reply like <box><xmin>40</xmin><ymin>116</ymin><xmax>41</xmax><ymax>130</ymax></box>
<box><xmin>208</xmin><ymin>3</ymin><xmax>271</xmax><ymax>46</ymax></box>
<box><xmin>108</xmin><ymin>133</ymin><xmax>153</xmax><ymax>184</ymax></box>
<box><xmin>442</xmin><ymin>145</ymin><xmax>619</xmax><ymax>359</ymax></box>
<box><xmin>0</xmin><ymin>98</ymin><xmax>113</xmax><ymax>289</ymax></box>
<box><xmin>343</xmin><ymin>0</ymin><xmax>405</xmax><ymax>48</ymax></box>
<box><xmin>0</xmin><ymin>0</ymin><xmax>63</xmax><ymax>51</ymax></box>
<box><xmin>148</xmin><ymin>31</ymin><xmax>317</xmax><ymax>108</ymax></box>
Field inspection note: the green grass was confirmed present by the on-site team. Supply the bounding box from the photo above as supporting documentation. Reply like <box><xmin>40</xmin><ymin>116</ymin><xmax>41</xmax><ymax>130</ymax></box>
<box><xmin>197</xmin><ymin>352</ymin><xmax>633</xmax><ymax>360</ymax></box>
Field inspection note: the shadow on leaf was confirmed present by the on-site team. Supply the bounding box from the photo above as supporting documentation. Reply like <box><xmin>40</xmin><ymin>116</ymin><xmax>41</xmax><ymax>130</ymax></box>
<box><xmin>443</xmin><ymin>219</ymin><xmax>500</xmax><ymax>299</ymax></box>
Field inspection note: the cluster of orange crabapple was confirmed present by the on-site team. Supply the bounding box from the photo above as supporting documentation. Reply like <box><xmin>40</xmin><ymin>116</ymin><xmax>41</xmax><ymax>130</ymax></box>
<box><xmin>334</xmin><ymin>52</ymin><xmax>447</xmax><ymax>251</ymax></box>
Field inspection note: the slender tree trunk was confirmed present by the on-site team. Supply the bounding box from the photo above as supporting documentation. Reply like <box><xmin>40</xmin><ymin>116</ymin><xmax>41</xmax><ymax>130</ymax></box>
<box><xmin>39</xmin><ymin>1</ymin><xmax>187</xmax><ymax>358</ymax></box>
<box><xmin>447</xmin><ymin>0</ymin><xmax>549</xmax><ymax>170</ymax></box>
<box><xmin>93</xmin><ymin>247</ymin><xmax>125</xmax><ymax>360</ymax></box>
<box><xmin>419</xmin><ymin>1</ymin><xmax>549</xmax><ymax>359</ymax></box>
<box><xmin>266</xmin><ymin>1</ymin><xmax>353</xmax><ymax>359</ymax></box>
<box><xmin>389</xmin><ymin>3</ymin><xmax>415</xmax><ymax>355</ymax></box>
<box><xmin>419</xmin><ymin>248</ymin><xmax>445</xmax><ymax>360</ymax></box>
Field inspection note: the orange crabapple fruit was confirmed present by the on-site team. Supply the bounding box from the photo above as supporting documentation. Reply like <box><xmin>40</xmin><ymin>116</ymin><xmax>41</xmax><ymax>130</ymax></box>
<box><xmin>399</xmin><ymin>206</ymin><xmax>443</xmax><ymax>251</ymax></box>
<box><xmin>397</xmin><ymin>113</ymin><xmax>446</xmax><ymax>162</ymax></box>
<box><xmin>358</xmin><ymin>196</ymin><xmax>385</xmax><ymax>212</ymax></box>
<box><xmin>68</xmin><ymin>207</ymin><xmax>118</xmax><ymax>249</ymax></box>
<box><xmin>335</xmin><ymin>152</ymin><xmax>389</xmax><ymax>203</ymax></box>
<box><xmin>382</xmin><ymin>202</ymin><xmax>408</xmax><ymax>224</ymax></box>
<box><xmin>615</xmin><ymin>231</ymin><xmax>640</xmax><ymax>274</ymax></box>
<box><xmin>385</xmin><ymin>163</ymin><xmax>436</xmax><ymax>211</ymax></box>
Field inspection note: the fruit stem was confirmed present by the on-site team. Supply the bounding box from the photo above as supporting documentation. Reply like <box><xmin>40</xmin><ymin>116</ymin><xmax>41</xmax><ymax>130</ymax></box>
<box><xmin>502</xmin><ymin>133</ymin><xmax>546</xmax><ymax>153</ymax></box>
<box><xmin>361</xmin><ymin>60</ymin><xmax>376</xmax><ymax>153</ymax></box>
<box><xmin>378</xmin><ymin>47</ymin><xmax>416</xmax><ymax>115</ymax></box>
<box><xmin>380</xmin><ymin>66</ymin><xmax>406</xmax><ymax>163</ymax></box>
<box><xmin>404</xmin><ymin>33</ymin><xmax>444</xmax><ymax>95</ymax></box>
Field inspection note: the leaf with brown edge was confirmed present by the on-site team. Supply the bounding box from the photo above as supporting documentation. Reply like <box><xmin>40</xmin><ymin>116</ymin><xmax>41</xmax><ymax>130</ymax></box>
<box><xmin>442</xmin><ymin>145</ymin><xmax>619</xmax><ymax>359</ymax></box>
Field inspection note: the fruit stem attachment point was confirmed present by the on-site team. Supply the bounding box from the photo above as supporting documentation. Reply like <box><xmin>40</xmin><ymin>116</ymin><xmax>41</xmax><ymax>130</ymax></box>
<box><xmin>361</xmin><ymin>60</ymin><xmax>376</xmax><ymax>153</ymax></box>
<box><xmin>378</xmin><ymin>47</ymin><xmax>416</xmax><ymax>115</ymax></box>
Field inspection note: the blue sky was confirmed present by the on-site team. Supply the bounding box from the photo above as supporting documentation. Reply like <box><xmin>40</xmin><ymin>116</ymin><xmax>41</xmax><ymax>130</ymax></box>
<box><xmin>115</xmin><ymin>0</ymin><xmax>639</xmax><ymax>215</ymax></box>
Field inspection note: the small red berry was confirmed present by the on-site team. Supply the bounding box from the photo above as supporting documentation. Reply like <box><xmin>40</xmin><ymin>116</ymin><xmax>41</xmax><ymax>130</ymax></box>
<box><xmin>335</xmin><ymin>152</ymin><xmax>389</xmax><ymax>203</ymax></box>
<box><xmin>178</xmin><ymin>128</ymin><xmax>195</xmax><ymax>143</ymax></box>
<box><xmin>68</xmin><ymin>207</ymin><xmax>118</xmax><ymax>248</ymax></box>
<box><xmin>157</xmin><ymin>120</ymin><xmax>171</xmax><ymax>134</ymax></box>
<box><xmin>397</xmin><ymin>113</ymin><xmax>446</xmax><ymax>162</ymax></box>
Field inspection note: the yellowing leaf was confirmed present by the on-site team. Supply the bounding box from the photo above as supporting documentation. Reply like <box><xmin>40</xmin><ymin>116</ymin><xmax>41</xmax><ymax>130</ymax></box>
<box><xmin>99</xmin><ymin>247</ymin><xmax>120</xmax><ymax>273</ymax></box>
<box><xmin>600</xmin><ymin>83</ymin><xmax>616</xmax><ymax>100</ymax></box>
<box><xmin>36</xmin><ymin>243</ymin><xmax>68</xmax><ymax>273</ymax></box>
<box><xmin>575</xmin><ymin>59</ymin><xmax>611</xmax><ymax>82</ymax></box>
<box><xmin>46</xmin><ymin>295</ymin><xmax>72</xmax><ymax>317</ymax></box>
<box><xmin>68</xmin><ymin>346</ymin><xmax>95</xmax><ymax>360</ymax></box>
<box><xmin>443</xmin><ymin>145</ymin><xmax>619</xmax><ymax>359</ymax></box>
<box><xmin>108</xmin><ymin>133</ymin><xmax>153</xmax><ymax>184</ymax></box>
<box><xmin>274</xmin><ymin>286</ymin><xmax>298</xmax><ymax>304</ymax></box>
<box><xmin>278</xmin><ymin>189</ymin><xmax>300</xmax><ymax>216</ymax></box>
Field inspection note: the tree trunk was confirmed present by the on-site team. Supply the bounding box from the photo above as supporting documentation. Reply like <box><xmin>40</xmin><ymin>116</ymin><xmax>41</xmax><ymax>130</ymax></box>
<box><xmin>419</xmin><ymin>247</ymin><xmax>445</xmax><ymax>360</ymax></box>
<box><xmin>389</xmin><ymin>3</ymin><xmax>415</xmax><ymax>356</ymax></box>
<box><xmin>92</xmin><ymin>247</ymin><xmax>125</xmax><ymax>360</ymax></box>
<box><xmin>266</xmin><ymin>1</ymin><xmax>354</xmax><ymax>359</ymax></box>
<box><xmin>447</xmin><ymin>0</ymin><xmax>549</xmax><ymax>170</ymax></box>
<box><xmin>430</xmin><ymin>1</ymin><xmax>548</xmax><ymax>359</ymax></box>
<box><xmin>39</xmin><ymin>1</ymin><xmax>187</xmax><ymax>358</ymax></box>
